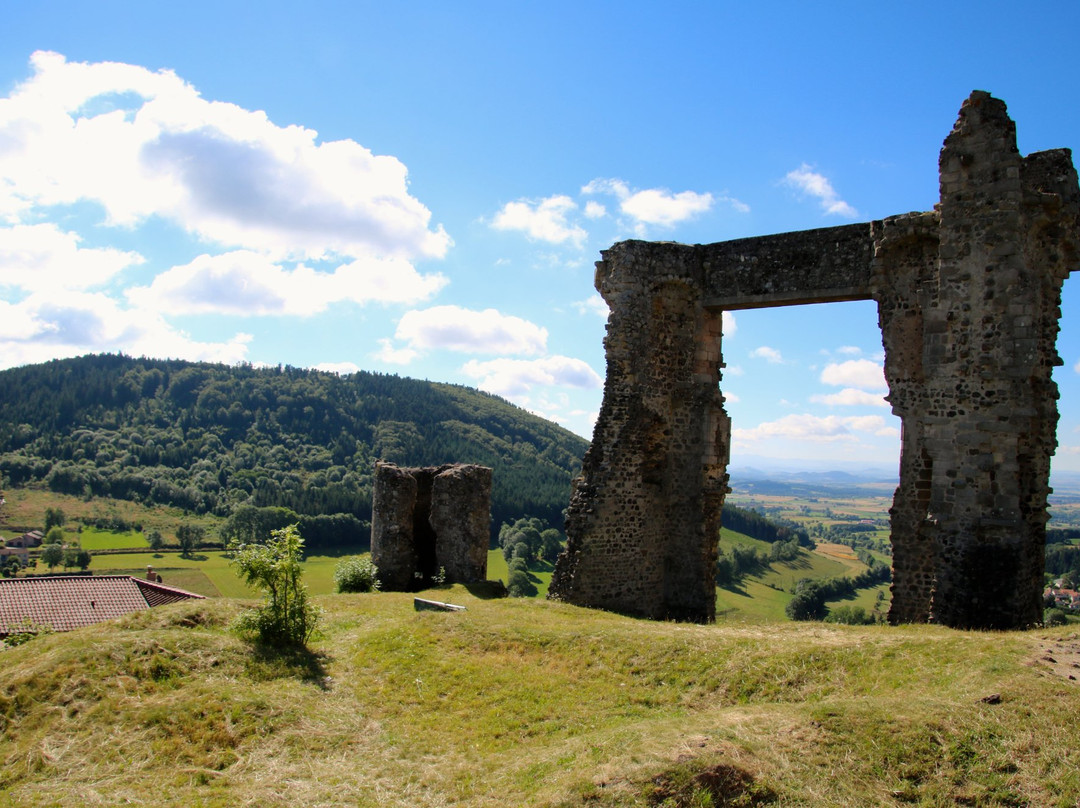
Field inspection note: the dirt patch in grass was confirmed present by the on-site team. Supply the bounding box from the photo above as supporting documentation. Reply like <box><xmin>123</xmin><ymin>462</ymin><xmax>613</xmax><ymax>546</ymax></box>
<box><xmin>1029</xmin><ymin>633</ymin><xmax>1080</xmax><ymax>684</ymax></box>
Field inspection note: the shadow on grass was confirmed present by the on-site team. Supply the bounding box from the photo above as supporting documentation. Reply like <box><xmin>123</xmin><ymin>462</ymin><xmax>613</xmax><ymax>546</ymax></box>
<box><xmin>718</xmin><ymin>582</ymin><xmax>751</xmax><ymax>598</ymax></box>
<box><xmin>244</xmin><ymin>641</ymin><xmax>332</xmax><ymax>688</ymax></box>
<box><xmin>179</xmin><ymin>553</ymin><xmax>209</xmax><ymax>562</ymax></box>
<box><xmin>464</xmin><ymin>580</ymin><xmax>509</xmax><ymax>599</ymax></box>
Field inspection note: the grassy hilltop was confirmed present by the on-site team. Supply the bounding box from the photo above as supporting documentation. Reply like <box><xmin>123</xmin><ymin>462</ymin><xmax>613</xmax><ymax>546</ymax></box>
<box><xmin>2</xmin><ymin>590</ymin><xmax>1078</xmax><ymax>807</ymax></box>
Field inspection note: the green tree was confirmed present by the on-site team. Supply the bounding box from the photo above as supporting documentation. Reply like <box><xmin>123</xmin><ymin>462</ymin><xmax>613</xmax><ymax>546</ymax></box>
<box><xmin>539</xmin><ymin>529</ymin><xmax>563</xmax><ymax>563</ymax></box>
<box><xmin>63</xmin><ymin>545</ymin><xmax>92</xmax><ymax>570</ymax></box>
<box><xmin>40</xmin><ymin>543</ymin><xmax>63</xmax><ymax>571</ymax></box>
<box><xmin>45</xmin><ymin>525</ymin><xmax>65</xmax><ymax>545</ymax></box>
<box><xmin>146</xmin><ymin>529</ymin><xmax>164</xmax><ymax>552</ymax></box>
<box><xmin>176</xmin><ymin>524</ymin><xmax>205</xmax><ymax>557</ymax></box>
<box><xmin>44</xmin><ymin>507</ymin><xmax>66</xmax><ymax>532</ymax></box>
<box><xmin>231</xmin><ymin>524</ymin><xmax>320</xmax><ymax>646</ymax></box>
<box><xmin>507</xmin><ymin>568</ymin><xmax>537</xmax><ymax>597</ymax></box>
<box><xmin>786</xmin><ymin>580</ymin><xmax>827</xmax><ymax>621</ymax></box>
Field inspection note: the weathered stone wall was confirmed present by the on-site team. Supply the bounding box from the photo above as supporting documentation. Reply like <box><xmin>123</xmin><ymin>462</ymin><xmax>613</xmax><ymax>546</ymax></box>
<box><xmin>371</xmin><ymin>462</ymin><xmax>491</xmax><ymax>590</ymax></box>
<box><xmin>874</xmin><ymin>93</ymin><xmax>1080</xmax><ymax>627</ymax></box>
<box><xmin>549</xmin><ymin>91</ymin><xmax>1079</xmax><ymax>628</ymax></box>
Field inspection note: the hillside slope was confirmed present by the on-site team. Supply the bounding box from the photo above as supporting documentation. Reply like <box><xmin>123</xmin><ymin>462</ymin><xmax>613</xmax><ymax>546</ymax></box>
<box><xmin>0</xmin><ymin>354</ymin><xmax>589</xmax><ymax>534</ymax></box>
<box><xmin>1</xmin><ymin>592</ymin><xmax>1078</xmax><ymax>807</ymax></box>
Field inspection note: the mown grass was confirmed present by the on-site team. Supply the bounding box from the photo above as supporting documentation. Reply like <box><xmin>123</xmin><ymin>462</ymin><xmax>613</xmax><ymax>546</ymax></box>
<box><xmin>85</xmin><ymin>549</ymin><xmax>348</xmax><ymax>597</ymax></box>
<box><xmin>78</xmin><ymin>528</ymin><xmax>148</xmax><ymax>550</ymax></box>
<box><xmin>1</xmin><ymin>591</ymin><xmax>1077</xmax><ymax>807</ymax></box>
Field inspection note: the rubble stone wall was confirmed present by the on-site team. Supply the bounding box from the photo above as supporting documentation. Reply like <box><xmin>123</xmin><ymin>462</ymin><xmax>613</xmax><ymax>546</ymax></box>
<box><xmin>371</xmin><ymin>462</ymin><xmax>491</xmax><ymax>590</ymax></box>
<box><xmin>548</xmin><ymin>92</ymin><xmax>1079</xmax><ymax>628</ymax></box>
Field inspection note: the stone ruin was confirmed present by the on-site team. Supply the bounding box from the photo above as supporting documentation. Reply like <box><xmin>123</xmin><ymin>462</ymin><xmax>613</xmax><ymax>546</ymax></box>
<box><xmin>370</xmin><ymin>462</ymin><xmax>492</xmax><ymax>591</ymax></box>
<box><xmin>548</xmin><ymin>92</ymin><xmax>1080</xmax><ymax>629</ymax></box>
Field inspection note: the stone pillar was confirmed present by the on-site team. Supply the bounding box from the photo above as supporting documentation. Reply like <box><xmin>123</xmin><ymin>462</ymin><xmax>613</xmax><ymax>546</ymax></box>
<box><xmin>430</xmin><ymin>463</ymin><xmax>492</xmax><ymax>584</ymax></box>
<box><xmin>370</xmin><ymin>462</ymin><xmax>492</xmax><ymax>591</ymax></box>
<box><xmin>873</xmin><ymin>92</ymin><xmax>1079</xmax><ymax>628</ymax></box>
<box><xmin>370</xmin><ymin>462</ymin><xmax>419</xmax><ymax>591</ymax></box>
<box><xmin>548</xmin><ymin>242</ymin><xmax>730</xmax><ymax>622</ymax></box>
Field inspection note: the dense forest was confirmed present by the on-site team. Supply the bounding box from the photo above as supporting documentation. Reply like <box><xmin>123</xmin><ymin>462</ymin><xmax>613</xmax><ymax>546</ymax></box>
<box><xmin>0</xmin><ymin>354</ymin><xmax>590</xmax><ymax>541</ymax></box>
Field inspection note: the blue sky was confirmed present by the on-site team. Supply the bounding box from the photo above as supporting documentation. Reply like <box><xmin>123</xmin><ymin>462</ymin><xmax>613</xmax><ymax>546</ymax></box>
<box><xmin>1</xmin><ymin>2</ymin><xmax>1079</xmax><ymax>472</ymax></box>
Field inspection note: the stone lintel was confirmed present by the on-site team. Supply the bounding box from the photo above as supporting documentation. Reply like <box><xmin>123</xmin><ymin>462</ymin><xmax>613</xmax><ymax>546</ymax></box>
<box><xmin>700</xmin><ymin>221</ymin><xmax>875</xmax><ymax>309</ymax></box>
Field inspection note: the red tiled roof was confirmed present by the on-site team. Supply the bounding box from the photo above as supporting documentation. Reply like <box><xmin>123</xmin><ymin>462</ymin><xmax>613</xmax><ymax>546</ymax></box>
<box><xmin>0</xmin><ymin>575</ymin><xmax>204</xmax><ymax>635</ymax></box>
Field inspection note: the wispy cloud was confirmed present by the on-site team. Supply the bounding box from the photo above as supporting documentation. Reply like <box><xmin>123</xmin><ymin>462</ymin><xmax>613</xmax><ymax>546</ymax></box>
<box><xmin>582</xmin><ymin>177</ymin><xmax>745</xmax><ymax>234</ymax></box>
<box><xmin>783</xmin><ymin>164</ymin><xmax>858</xmax><ymax>218</ymax></box>
<box><xmin>733</xmin><ymin>413</ymin><xmax>896</xmax><ymax>444</ymax></box>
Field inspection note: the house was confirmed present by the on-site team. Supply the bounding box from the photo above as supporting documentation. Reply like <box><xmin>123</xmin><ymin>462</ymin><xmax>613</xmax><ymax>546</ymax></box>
<box><xmin>1044</xmin><ymin>586</ymin><xmax>1080</xmax><ymax>612</ymax></box>
<box><xmin>0</xmin><ymin>546</ymin><xmax>29</xmax><ymax>565</ymax></box>
<box><xmin>7</xmin><ymin>530</ymin><xmax>44</xmax><ymax>549</ymax></box>
<box><xmin>0</xmin><ymin>575</ymin><xmax>205</xmax><ymax>637</ymax></box>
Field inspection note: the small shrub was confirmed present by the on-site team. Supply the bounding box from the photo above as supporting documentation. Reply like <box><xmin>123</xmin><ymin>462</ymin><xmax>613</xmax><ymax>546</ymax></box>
<box><xmin>232</xmin><ymin>525</ymin><xmax>321</xmax><ymax>647</ymax></box>
<box><xmin>1044</xmin><ymin>608</ymin><xmax>1069</xmax><ymax>627</ymax></box>
<box><xmin>334</xmin><ymin>556</ymin><xmax>380</xmax><ymax>593</ymax></box>
<box><xmin>824</xmin><ymin>605</ymin><xmax>874</xmax><ymax>625</ymax></box>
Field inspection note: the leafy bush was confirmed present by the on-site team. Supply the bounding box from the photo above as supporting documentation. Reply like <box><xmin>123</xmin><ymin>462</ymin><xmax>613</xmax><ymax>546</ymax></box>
<box><xmin>1044</xmin><ymin>608</ymin><xmax>1070</xmax><ymax>627</ymax></box>
<box><xmin>334</xmin><ymin>556</ymin><xmax>380</xmax><ymax>593</ymax></box>
<box><xmin>785</xmin><ymin>580</ymin><xmax>827</xmax><ymax>621</ymax></box>
<box><xmin>507</xmin><ymin>569</ymin><xmax>537</xmax><ymax>597</ymax></box>
<box><xmin>824</xmin><ymin>605</ymin><xmax>874</xmax><ymax>625</ymax></box>
<box><xmin>231</xmin><ymin>525</ymin><xmax>321</xmax><ymax>647</ymax></box>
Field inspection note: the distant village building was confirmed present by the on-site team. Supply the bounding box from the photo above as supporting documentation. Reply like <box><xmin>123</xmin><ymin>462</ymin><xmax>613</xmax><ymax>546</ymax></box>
<box><xmin>0</xmin><ymin>575</ymin><xmax>204</xmax><ymax>637</ymax></box>
<box><xmin>7</xmin><ymin>530</ymin><xmax>44</xmax><ymax>549</ymax></box>
<box><xmin>1045</xmin><ymin>586</ymin><xmax>1080</xmax><ymax>612</ymax></box>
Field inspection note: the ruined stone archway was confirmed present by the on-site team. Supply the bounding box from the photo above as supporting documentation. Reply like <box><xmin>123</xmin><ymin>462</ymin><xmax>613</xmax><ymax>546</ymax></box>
<box><xmin>548</xmin><ymin>92</ymin><xmax>1080</xmax><ymax>629</ymax></box>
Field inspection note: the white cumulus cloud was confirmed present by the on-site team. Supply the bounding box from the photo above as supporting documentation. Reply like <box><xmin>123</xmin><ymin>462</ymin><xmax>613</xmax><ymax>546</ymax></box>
<box><xmin>126</xmin><ymin>251</ymin><xmax>446</xmax><ymax>316</ymax></box>
<box><xmin>810</xmin><ymin>388</ymin><xmax>889</xmax><ymax>408</ymax></box>
<box><xmin>582</xmin><ymin>177</ymin><xmax>736</xmax><ymax>231</ymax></box>
<box><xmin>751</xmin><ymin>346</ymin><xmax>784</xmax><ymax>364</ymax></box>
<box><xmin>490</xmin><ymin>195</ymin><xmax>587</xmax><ymax>247</ymax></box>
<box><xmin>0</xmin><ymin>289</ymin><xmax>252</xmax><ymax>369</ymax></box>
<box><xmin>783</xmin><ymin>164</ymin><xmax>858</xmax><ymax>218</ymax></box>
<box><xmin>820</xmin><ymin>359</ymin><xmax>887</xmax><ymax>391</ymax></box>
<box><xmin>573</xmin><ymin>294</ymin><xmax>609</xmax><ymax>319</ymax></box>
<box><xmin>0</xmin><ymin>223</ymin><xmax>144</xmax><ymax>292</ymax></box>
<box><xmin>461</xmin><ymin>355</ymin><xmax>603</xmax><ymax>397</ymax></box>
<box><xmin>394</xmin><ymin>306</ymin><xmax>548</xmax><ymax>356</ymax></box>
<box><xmin>0</xmin><ymin>51</ymin><xmax>450</xmax><ymax>261</ymax></box>
<box><xmin>372</xmin><ymin>338</ymin><xmax>420</xmax><ymax>365</ymax></box>
<box><xmin>733</xmin><ymin>413</ymin><xmax>893</xmax><ymax>444</ymax></box>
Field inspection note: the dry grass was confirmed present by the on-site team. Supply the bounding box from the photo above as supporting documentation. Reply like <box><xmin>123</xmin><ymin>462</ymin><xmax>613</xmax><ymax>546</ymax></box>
<box><xmin>2</xmin><ymin>591</ymin><xmax>1079</xmax><ymax>807</ymax></box>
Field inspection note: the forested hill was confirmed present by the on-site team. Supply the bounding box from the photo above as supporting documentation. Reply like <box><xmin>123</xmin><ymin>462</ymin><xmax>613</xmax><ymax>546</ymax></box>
<box><xmin>0</xmin><ymin>354</ymin><xmax>590</xmax><ymax>535</ymax></box>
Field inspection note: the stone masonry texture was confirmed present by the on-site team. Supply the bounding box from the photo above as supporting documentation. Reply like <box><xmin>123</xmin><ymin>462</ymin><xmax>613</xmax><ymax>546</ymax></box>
<box><xmin>548</xmin><ymin>92</ymin><xmax>1079</xmax><ymax>628</ymax></box>
<box><xmin>370</xmin><ymin>461</ymin><xmax>492</xmax><ymax>591</ymax></box>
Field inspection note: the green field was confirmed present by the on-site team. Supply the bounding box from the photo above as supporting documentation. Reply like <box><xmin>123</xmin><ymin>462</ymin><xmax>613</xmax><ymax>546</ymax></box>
<box><xmin>59</xmin><ymin>526</ymin><xmax>889</xmax><ymax>623</ymax></box>
<box><xmin>87</xmin><ymin>549</ymin><xmax>351</xmax><ymax>598</ymax></box>
<box><xmin>78</xmin><ymin>527</ymin><xmax>149</xmax><ymax>550</ymax></box>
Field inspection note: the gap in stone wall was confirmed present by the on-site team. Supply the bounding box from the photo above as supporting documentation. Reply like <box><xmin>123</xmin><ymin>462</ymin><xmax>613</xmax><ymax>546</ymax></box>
<box><xmin>721</xmin><ymin>300</ymin><xmax>901</xmax><ymax>478</ymax></box>
<box><xmin>1051</xmin><ymin>275</ymin><xmax>1080</xmax><ymax>488</ymax></box>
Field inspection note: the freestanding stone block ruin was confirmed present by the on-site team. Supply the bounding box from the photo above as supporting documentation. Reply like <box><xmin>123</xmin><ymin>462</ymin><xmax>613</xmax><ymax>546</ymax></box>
<box><xmin>370</xmin><ymin>462</ymin><xmax>492</xmax><ymax>590</ymax></box>
<box><xmin>548</xmin><ymin>92</ymin><xmax>1079</xmax><ymax>629</ymax></box>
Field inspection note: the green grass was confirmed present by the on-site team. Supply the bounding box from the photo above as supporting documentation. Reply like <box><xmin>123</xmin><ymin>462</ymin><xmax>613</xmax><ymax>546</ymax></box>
<box><xmin>78</xmin><ymin>527</ymin><xmax>149</xmax><ymax>550</ymax></box>
<box><xmin>1</xmin><ymin>592</ymin><xmax>1078</xmax><ymax>807</ymax></box>
<box><xmin>487</xmin><ymin>549</ymin><xmax>555</xmax><ymax>597</ymax></box>
<box><xmin>88</xmin><ymin>550</ymin><xmax>346</xmax><ymax>598</ymax></box>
